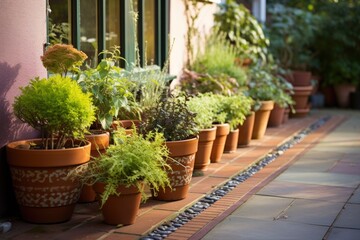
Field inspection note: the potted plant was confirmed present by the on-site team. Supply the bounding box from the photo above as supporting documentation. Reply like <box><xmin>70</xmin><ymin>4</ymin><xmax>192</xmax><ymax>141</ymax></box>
<box><xmin>6</xmin><ymin>74</ymin><xmax>95</xmax><ymax>224</ymax></box>
<box><xmin>186</xmin><ymin>93</ymin><xmax>218</xmax><ymax>171</ymax></box>
<box><xmin>140</xmin><ymin>94</ymin><xmax>199</xmax><ymax>201</ymax></box>
<box><xmin>75</xmin><ymin>129</ymin><xmax>171</xmax><ymax>225</ymax></box>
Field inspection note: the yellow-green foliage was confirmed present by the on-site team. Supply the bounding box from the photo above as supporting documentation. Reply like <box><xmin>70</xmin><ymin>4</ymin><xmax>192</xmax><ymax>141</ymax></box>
<box><xmin>13</xmin><ymin>75</ymin><xmax>95</xmax><ymax>149</ymax></box>
<box><xmin>81</xmin><ymin>129</ymin><xmax>171</xmax><ymax>207</ymax></box>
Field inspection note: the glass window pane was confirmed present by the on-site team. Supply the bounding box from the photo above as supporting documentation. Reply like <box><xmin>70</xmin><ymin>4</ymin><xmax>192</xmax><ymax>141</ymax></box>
<box><xmin>106</xmin><ymin>0</ymin><xmax>120</xmax><ymax>51</ymax></box>
<box><xmin>144</xmin><ymin>0</ymin><xmax>156</xmax><ymax>65</ymax></box>
<box><xmin>48</xmin><ymin>0</ymin><xmax>71</xmax><ymax>44</ymax></box>
<box><xmin>80</xmin><ymin>0</ymin><xmax>98</xmax><ymax>67</ymax></box>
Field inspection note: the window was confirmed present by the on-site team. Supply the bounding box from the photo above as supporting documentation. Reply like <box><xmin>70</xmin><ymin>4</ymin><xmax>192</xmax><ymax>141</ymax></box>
<box><xmin>47</xmin><ymin>0</ymin><xmax>169</xmax><ymax>68</ymax></box>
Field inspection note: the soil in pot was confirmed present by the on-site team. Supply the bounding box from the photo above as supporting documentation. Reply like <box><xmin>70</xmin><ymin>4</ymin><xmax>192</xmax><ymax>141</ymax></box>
<box><xmin>93</xmin><ymin>183</ymin><xmax>142</xmax><ymax>225</ymax></box>
<box><xmin>237</xmin><ymin>112</ymin><xmax>255</xmax><ymax>147</ymax></box>
<box><xmin>6</xmin><ymin>139</ymin><xmax>91</xmax><ymax>224</ymax></box>
<box><xmin>194</xmin><ymin>127</ymin><xmax>217</xmax><ymax>171</ymax></box>
<box><xmin>252</xmin><ymin>101</ymin><xmax>274</xmax><ymax>139</ymax></box>
<box><xmin>210</xmin><ymin>123</ymin><xmax>230</xmax><ymax>163</ymax></box>
<box><xmin>154</xmin><ymin>137</ymin><xmax>198</xmax><ymax>201</ymax></box>
<box><xmin>224</xmin><ymin>129</ymin><xmax>239</xmax><ymax>153</ymax></box>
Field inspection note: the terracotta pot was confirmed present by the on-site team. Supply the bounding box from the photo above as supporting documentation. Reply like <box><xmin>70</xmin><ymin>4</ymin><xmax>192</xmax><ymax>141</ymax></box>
<box><xmin>237</xmin><ymin>111</ymin><xmax>255</xmax><ymax>147</ymax></box>
<box><xmin>268</xmin><ymin>104</ymin><xmax>285</xmax><ymax>127</ymax></box>
<box><xmin>224</xmin><ymin>129</ymin><xmax>239</xmax><ymax>153</ymax></box>
<box><xmin>334</xmin><ymin>83</ymin><xmax>356</xmax><ymax>108</ymax></box>
<box><xmin>6</xmin><ymin>139</ymin><xmax>91</xmax><ymax>224</ymax></box>
<box><xmin>194</xmin><ymin>127</ymin><xmax>217</xmax><ymax>171</ymax></box>
<box><xmin>112</xmin><ymin>120</ymin><xmax>140</xmax><ymax>135</ymax></box>
<box><xmin>154</xmin><ymin>137</ymin><xmax>198</xmax><ymax>201</ymax></box>
<box><xmin>93</xmin><ymin>183</ymin><xmax>142</xmax><ymax>225</ymax></box>
<box><xmin>252</xmin><ymin>101</ymin><xmax>274</xmax><ymax>139</ymax></box>
<box><xmin>292</xmin><ymin>70</ymin><xmax>312</xmax><ymax>86</ymax></box>
<box><xmin>79</xmin><ymin>131</ymin><xmax>110</xmax><ymax>203</ymax></box>
<box><xmin>320</xmin><ymin>86</ymin><xmax>337</xmax><ymax>107</ymax></box>
<box><xmin>283</xmin><ymin>108</ymin><xmax>290</xmax><ymax>124</ymax></box>
<box><xmin>290</xmin><ymin>106</ymin><xmax>311</xmax><ymax>118</ymax></box>
<box><xmin>292</xmin><ymin>85</ymin><xmax>313</xmax><ymax>109</ymax></box>
<box><xmin>210</xmin><ymin>123</ymin><xmax>230</xmax><ymax>163</ymax></box>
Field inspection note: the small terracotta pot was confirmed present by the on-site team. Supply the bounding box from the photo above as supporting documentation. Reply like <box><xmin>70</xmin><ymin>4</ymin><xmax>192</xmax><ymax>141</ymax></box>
<box><xmin>6</xmin><ymin>139</ymin><xmax>91</xmax><ymax>224</ymax></box>
<box><xmin>154</xmin><ymin>137</ymin><xmax>198</xmax><ymax>201</ymax></box>
<box><xmin>268</xmin><ymin>104</ymin><xmax>285</xmax><ymax>127</ymax></box>
<box><xmin>237</xmin><ymin>112</ymin><xmax>255</xmax><ymax>147</ymax></box>
<box><xmin>283</xmin><ymin>108</ymin><xmax>290</xmax><ymax>124</ymax></box>
<box><xmin>292</xmin><ymin>70</ymin><xmax>312</xmax><ymax>86</ymax></box>
<box><xmin>252</xmin><ymin>101</ymin><xmax>274</xmax><ymax>139</ymax></box>
<box><xmin>292</xmin><ymin>85</ymin><xmax>313</xmax><ymax>109</ymax></box>
<box><xmin>93</xmin><ymin>183</ymin><xmax>142</xmax><ymax>225</ymax></box>
<box><xmin>290</xmin><ymin>105</ymin><xmax>311</xmax><ymax>118</ymax></box>
<box><xmin>334</xmin><ymin>83</ymin><xmax>356</xmax><ymax>108</ymax></box>
<box><xmin>224</xmin><ymin>129</ymin><xmax>239</xmax><ymax>153</ymax></box>
<box><xmin>210</xmin><ymin>123</ymin><xmax>230</xmax><ymax>163</ymax></box>
<box><xmin>194</xmin><ymin>127</ymin><xmax>217</xmax><ymax>171</ymax></box>
<box><xmin>112</xmin><ymin>120</ymin><xmax>140</xmax><ymax>135</ymax></box>
<box><xmin>79</xmin><ymin>131</ymin><xmax>110</xmax><ymax>203</ymax></box>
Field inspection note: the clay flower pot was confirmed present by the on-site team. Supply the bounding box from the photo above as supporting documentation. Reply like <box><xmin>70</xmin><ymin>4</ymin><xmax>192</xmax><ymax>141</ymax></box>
<box><xmin>252</xmin><ymin>101</ymin><xmax>274</xmax><ymax>139</ymax></box>
<box><xmin>283</xmin><ymin>108</ymin><xmax>290</xmax><ymax>124</ymax></box>
<box><xmin>6</xmin><ymin>139</ymin><xmax>91</xmax><ymax>224</ymax></box>
<box><xmin>210</xmin><ymin>123</ymin><xmax>230</xmax><ymax>163</ymax></box>
<box><xmin>154</xmin><ymin>137</ymin><xmax>198</xmax><ymax>201</ymax></box>
<box><xmin>113</xmin><ymin>120</ymin><xmax>140</xmax><ymax>135</ymax></box>
<box><xmin>224</xmin><ymin>129</ymin><xmax>239</xmax><ymax>153</ymax></box>
<box><xmin>334</xmin><ymin>83</ymin><xmax>356</xmax><ymax>108</ymax></box>
<box><xmin>292</xmin><ymin>85</ymin><xmax>313</xmax><ymax>109</ymax></box>
<box><xmin>237</xmin><ymin>111</ymin><xmax>255</xmax><ymax>147</ymax></box>
<box><xmin>268</xmin><ymin>103</ymin><xmax>285</xmax><ymax>127</ymax></box>
<box><xmin>79</xmin><ymin>131</ymin><xmax>110</xmax><ymax>203</ymax></box>
<box><xmin>292</xmin><ymin>70</ymin><xmax>312</xmax><ymax>86</ymax></box>
<box><xmin>194</xmin><ymin>127</ymin><xmax>217</xmax><ymax>171</ymax></box>
<box><xmin>93</xmin><ymin>183</ymin><xmax>142</xmax><ymax>225</ymax></box>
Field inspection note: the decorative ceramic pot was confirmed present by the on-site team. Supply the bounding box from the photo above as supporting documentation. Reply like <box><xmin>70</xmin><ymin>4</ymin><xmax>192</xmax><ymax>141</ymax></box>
<box><xmin>154</xmin><ymin>137</ymin><xmax>198</xmax><ymax>201</ymax></box>
<box><xmin>194</xmin><ymin>127</ymin><xmax>217</xmax><ymax>171</ymax></box>
<box><xmin>93</xmin><ymin>182</ymin><xmax>142</xmax><ymax>225</ymax></box>
<box><xmin>252</xmin><ymin>101</ymin><xmax>274</xmax><ymax>139</ymax></box>
<box><xmin>237</xmin><ymin>112</ymin><xmax>255</xmax><ymax>147</ymax></box>
<box><xmin>6</xmin><ymin>139</ymin><xmax>91</xmax><ymax>223</ymax></box>
<box><xmin>210</xmin><ymin>123</ymin><xmax>230</xmax><ymax>163</ymax></box>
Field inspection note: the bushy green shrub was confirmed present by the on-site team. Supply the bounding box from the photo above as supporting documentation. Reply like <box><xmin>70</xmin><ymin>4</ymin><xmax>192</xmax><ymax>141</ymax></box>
<box><xmin>13</xmin><ymin>75</ymin><xmax>95</xmax><ymax>149</ymax></box>
<box><xmin>186</xmin><ymin>93</ymin><xmax>218</xmax><ymax>130</ymax></box>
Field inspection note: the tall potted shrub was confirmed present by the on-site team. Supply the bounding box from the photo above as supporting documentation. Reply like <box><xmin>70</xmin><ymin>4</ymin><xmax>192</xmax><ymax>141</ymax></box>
<box><xmin>6</xmin><ymin>75</ymin><xmax>95</xmax><ymax>223</ymax></box>
<box><xmin>76</xmin><ymin>129</ymin><xmax>170</xmax><ymax>225</ymax></box>
<box><xmin>140</xmin><ymin>95</ymin><xmax>199</xmax><ymax>201</ymax></box>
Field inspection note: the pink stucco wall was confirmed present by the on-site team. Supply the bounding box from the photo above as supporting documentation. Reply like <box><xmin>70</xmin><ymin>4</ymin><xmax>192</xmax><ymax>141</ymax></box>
<box><xmin>0</xmin><ymin>0</ymin><xmax>47</xmax><ymax>147</ymax></box>
<box><xmin>0</xmin><ymin>0</ymin><xmax>47</xmax><ymax>216</ymax></box>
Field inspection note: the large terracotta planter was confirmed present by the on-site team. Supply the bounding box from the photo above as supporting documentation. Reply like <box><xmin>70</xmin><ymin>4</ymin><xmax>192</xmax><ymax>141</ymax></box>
<box><xmin>79</xmin><ymin>131</ymin><xmax>110</xmax><ymax>203</ymax></box>
<box><xmin>268</xmin><ymin>103</ymin><xmax>285</xmax><ymax>127</ymax></box>
<box><xmin>6</xmin><ymin>139</ymin><xmax>91</xmax><ymax>224</ymax></box>
<box><xmin>194</xmin><ymin>127</ymin><xmax>217</xmax><ymax>171</ymax></box>
<box><xmin>292</xmin><ymin>70</ymin><xmax>312</xmax><ymax>86</ymax></box>
<box><xmin>93</xmin><ymin>183</ymin><xmax>142</xmax><ymax>225</ymax></box>
<box><xmin>252</xmin><ymin>101</ymin><xmax>274</xmax><ymax>139</ymax></box>
<box><xmin>210</xmin><ymin>123</ymin><xmax>230</xmax><ymax>163</ymax></box>
<box><xmin>292</xmin><ymin>85</ymin><xmax>313</xmax><ymax>109</ymax></box>
<box><xmin>154</xmin><ymin>137</ymin><xmax>198</xmax><ymax>201</ymax></box>
<box><xmin>224</xmin><ymin>129</ymin><xmax>239</xmax><ymax>153</ymax></box>
<box><xmin>237</xmin><ymin>112</ymin><xmax>255</xmax><ymax>147</ymax></box>
<box><xmin>334</xmin><ymin>83</ymin><xmax>356</xmax><ymax>108</ymax></box>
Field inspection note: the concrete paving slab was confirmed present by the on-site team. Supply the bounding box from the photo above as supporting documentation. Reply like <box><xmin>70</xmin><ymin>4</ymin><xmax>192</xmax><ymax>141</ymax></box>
<box><xmin>274</xmin><ymin>172</ymin><xmax>360</xmax><ymax>188</ymax></box>
<box><xmin>231</xmin><ymin>195</ymin><xmax>294</xmax><ymax>221</ymax></box>
<box><xmin>299</xmin><ymin>150</ymin><xmax>344</xmax><ymax>161</ymax></box>
<box><xmin>329</xmin><ymin>160</ymin><xmax>360</xmax><ymax>175</ymax></box>
<box><xmin>327</xmin><ymin>227</ymin><xmax>360</xmax><ymax>240</ymax></box>
<box><xmin>202</xmin><ymin>217</ymin><xmax>328</xmax><ymax>240</ymax></box>
<box><xmin>280</xmin><ymin>199</ymin><xmax>344</xmax><ymax>226</ymax></box>
<box><xmin>349</xmin><ymin>187</ymin><xmax>360</xmax><ymax>204</ymax></box>
<box><xmin>258</xmin><ymin>181</ymin><xmax>354</xmax><ymax>203</ymax></box>
<box><xmin>334</xmin><ymin>203</ymin><xmax>360</xmax><ymax>229</ymax></box>
<box><xmin>286</xmin><ymin>158</ymin><xmax>338</xmax><ymax>173</ymax></box>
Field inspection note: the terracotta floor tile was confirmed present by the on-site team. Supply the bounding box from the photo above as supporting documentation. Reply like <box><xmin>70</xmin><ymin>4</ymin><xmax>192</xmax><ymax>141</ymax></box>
<box><xmin>153</xmin><ymin>192</ymin><xmax>203</xmax><ymax>211</ymax></box>
<box><xmin>103</xmin><ymin>233</ymin><xmax>140</xmax><ymax>240</ymax></box>
<box><xmin>189</xmin><ymin>177</ymin><xmax>228</xmax><ymax>194</ymax></box>
<box><xmin>210</xmin><ymin>164</ymin><xmax>246</xmax><ymax>178</ymax></box>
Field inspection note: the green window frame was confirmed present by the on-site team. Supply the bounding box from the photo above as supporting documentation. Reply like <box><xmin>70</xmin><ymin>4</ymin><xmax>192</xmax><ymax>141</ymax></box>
<box><xmin>47</xmin><ymin>0</ymin><xmax>169</xmax><ymax>68</ymax></box>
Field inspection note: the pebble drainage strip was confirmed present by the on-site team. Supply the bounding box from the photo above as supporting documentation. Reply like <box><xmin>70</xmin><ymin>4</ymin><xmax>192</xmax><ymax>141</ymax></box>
<box><xmin>140</xmin><ymin>116</ymin><xmax>331</xmax><ymax>240</ymax></box>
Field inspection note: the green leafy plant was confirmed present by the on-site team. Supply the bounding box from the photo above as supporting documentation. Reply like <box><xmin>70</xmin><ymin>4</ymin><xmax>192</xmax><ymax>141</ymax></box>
<box><xmin>266</xmin><ymin>4</ymin><xmax>319</xmax><ymax>70</ymax></box>
<box><xmin>77</xmin><ymin>46</ymin><xmax>139</xmax><ymax>130</ymax></box>
<box><xmin>140</xmin><ymin>95</ymin><xmax>198</xmax><ymax>141</ymax></box>
<box><xmin>214</xmin><ymin>0</ymin><xmax>269</xmax><ymax>62</ymax></box>
<box><xmin>77</xmin><ymin>129</ymin><xmax>171</xmax><ymax>207</ymax></box>
<box><xmin>186</xmin><ymin>93</ymin><xmax>218</xmax><ymax>130</ymax></box>
<box><xmin>13</xmin><ymin>75</ymin><xmax>95</xmax><ymax>149</ymax></box>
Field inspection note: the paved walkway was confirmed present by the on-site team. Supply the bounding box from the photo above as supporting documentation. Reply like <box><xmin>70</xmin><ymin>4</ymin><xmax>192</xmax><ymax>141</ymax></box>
<box><xmin>201</xmin><ymin>110</ymin><xmax>360</xmax><ymax>240</ymax></box>
<box><xmin>1</xmin><ymin>109</ymin><xmax>359</xmax><ymax>240</ymax></box>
